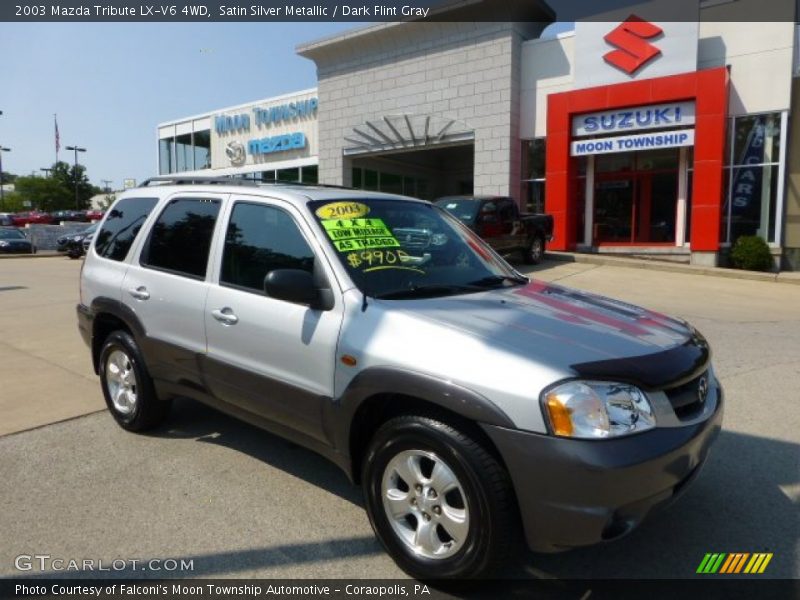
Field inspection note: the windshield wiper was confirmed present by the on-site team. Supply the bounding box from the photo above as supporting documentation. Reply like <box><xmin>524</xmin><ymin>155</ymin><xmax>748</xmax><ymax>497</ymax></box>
<box><xmin>466</xmin><ymin>274</ymin><xmax>529</xmax><ymax>287</ymax></box>
<box><xmin>373</xmin><ymin>283</ymin><xmax>489</xmax><ymax>300</ymax></box>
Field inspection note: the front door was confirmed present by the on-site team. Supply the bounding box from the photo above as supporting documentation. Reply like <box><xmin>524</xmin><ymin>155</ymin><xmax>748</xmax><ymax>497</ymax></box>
<box><xmin>593</xmin><ymin>149</ymin><xmax>679</xmax><ymax>245</ymax></box>
<box><xmin>203</xmin><ymin>198</ymin><xmax>344</xmax><ymax>443</ymax></box>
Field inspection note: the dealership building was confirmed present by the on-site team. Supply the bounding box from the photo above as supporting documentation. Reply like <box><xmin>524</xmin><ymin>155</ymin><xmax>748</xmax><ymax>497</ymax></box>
<box><xmin>157</xmin><ymin>1</ymin><xmax>800</xmax><ymax>269</ymax></box>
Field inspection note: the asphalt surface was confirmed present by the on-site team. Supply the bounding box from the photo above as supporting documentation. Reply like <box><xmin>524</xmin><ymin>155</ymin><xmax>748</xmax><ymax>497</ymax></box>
<box><xmin>0</xmin><ymin>256</ymin><xmax>798</xmax><ymax>580</ymax></box>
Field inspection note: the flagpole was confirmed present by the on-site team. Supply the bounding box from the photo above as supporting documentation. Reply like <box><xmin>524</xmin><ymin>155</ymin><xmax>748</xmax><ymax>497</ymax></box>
<box><xmin>54</xmin><ymin>114</ymin><xmax>59</xmax><ymax>164</ymax></box>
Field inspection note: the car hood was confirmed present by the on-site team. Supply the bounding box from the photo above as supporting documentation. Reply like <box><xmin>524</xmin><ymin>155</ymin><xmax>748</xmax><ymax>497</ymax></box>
<box><xmin>388</xmin><ymin>280</ymin><xmax>709</xmax><ymax>389</ymax></box>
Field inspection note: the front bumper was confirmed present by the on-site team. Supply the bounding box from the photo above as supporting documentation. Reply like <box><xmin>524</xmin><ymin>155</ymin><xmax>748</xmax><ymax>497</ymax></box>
<box><xmin>481</xmin><ymin>388</ymin><xmax>723</xmax><ymax>553</ymax></box>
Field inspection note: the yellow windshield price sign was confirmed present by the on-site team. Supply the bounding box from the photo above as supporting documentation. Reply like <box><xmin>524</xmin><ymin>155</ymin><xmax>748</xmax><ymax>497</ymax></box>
<box><xmin>315</xmin><ymin>201</ymin><xmax>370</xmax><ymax>220</ymax></box>
<box><xmin>321</xmin><ymin>218</ymin><xmax>401</xmax><ymax>252</ymax></box>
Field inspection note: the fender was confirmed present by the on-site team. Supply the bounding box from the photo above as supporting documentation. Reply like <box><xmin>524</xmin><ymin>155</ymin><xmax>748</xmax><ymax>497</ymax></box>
<box><xmin>85</xmin><ymin>297</ymin><xmax>148</xmax><ymax>372</ymax></box>
<box><xmin>326</xmin><ymin>366</ymin><xmax>516</xmax><ymax>458</ymax></box>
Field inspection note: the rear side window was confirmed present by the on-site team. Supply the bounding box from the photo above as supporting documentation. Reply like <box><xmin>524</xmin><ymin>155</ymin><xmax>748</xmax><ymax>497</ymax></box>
<box><xmin>94</xmin><ymin>197</ymin><xmax>158</xmax><ymax>261</ymax></box>
<box><xmin>221</xmin><ymin>202</ymin><xmax>314</xmax><ymax>294</ymax></box>
<box><xmin>141</xmin><ymin>197</ymin><xmax>221</xmax><ymax>279</ymax></box>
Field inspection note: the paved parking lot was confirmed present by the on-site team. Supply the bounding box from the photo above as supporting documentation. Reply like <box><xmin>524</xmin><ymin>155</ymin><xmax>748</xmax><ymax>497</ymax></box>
<box><xmin>0</xmin><ymin>256</ymin><xmax>797</xmax><ymax>579</ymax></box>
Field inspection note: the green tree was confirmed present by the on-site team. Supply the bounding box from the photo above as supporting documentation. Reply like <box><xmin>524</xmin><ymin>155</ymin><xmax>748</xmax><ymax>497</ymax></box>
<box><xmin>1</xmin><ymin>190</ymin><xmax>25</xmax><ymax>212</ymax></box>
<box><xmin>98</xmin><ymin>193</ymin><xmax>116</xmax><ymax>210</ymax></box>
<box><xmin>50</xmin><ymin>161</ymin><xmax>94</xmax><ymax>210</ymax></box>
<box><xmin>13</xmin><ymin>175</ymin><xmax>73</xmax><ymax>211</ymax></box>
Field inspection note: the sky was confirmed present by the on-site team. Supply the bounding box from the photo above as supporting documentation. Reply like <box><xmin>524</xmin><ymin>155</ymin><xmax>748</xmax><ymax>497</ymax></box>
<box><xmin>0</xmin><ymin>22</ymin><xmax>359</xmax><ymax>189</ymax></box>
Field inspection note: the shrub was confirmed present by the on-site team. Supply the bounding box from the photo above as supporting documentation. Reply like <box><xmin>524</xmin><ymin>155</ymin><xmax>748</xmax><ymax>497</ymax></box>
<box><xmin>730</xmin><ymin>235</ymin><xmax>773</xmax><ymax>272</ymax></box>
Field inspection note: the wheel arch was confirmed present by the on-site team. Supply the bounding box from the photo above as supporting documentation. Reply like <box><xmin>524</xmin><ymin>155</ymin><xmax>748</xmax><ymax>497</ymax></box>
<box><xmin>332</xmin><ymin>367</ymin><xmax>516</xmax><ymax>484</ymax></box>
<box><xmin>89</xmin><ymin>298</ymin><xmax>146</xmax><ymax>374</ymax></box>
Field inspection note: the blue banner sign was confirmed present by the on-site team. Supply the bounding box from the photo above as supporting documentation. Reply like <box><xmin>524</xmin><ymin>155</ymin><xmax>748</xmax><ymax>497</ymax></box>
<box><xmin>573</xmin><ymin>101</ymin><xmax>695</xmax><ymax>137</ymax></box>
<box><xmin>571</xmin><ymin>129</ymin><xmax>695</xmax><ymax>156</ymax></box>
<box><xmin>215</xmin><ymin>97</ymin><xmax>318</xmax><ymax>135</ymax></box>
<box><xmin>248</xmin><ymin>132</ymin><xmax>306</xmax><ymax>156</ymax></box>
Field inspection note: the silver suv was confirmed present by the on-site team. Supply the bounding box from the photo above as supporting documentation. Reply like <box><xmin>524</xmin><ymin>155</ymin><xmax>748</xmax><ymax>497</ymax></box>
<box><xmin>78</xmin><ymin>177</ymin><xmax>723</xmax><ymax>579</ymax></box>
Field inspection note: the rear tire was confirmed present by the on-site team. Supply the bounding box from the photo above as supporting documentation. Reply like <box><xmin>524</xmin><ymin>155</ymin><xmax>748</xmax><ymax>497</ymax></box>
<box><xmin>98</xmin><ymin>330</ymin><xmax>170</xmax><ymax>432</ymax></box>
<box><xmin>362</xmin><ymin>414</ymin><xmax>517</xmax><ymax>579</ymax></box>
<box><xmin>522</xmin><ymin>236</ymin><xmax>544</xmax><ymax>265</ymax></box>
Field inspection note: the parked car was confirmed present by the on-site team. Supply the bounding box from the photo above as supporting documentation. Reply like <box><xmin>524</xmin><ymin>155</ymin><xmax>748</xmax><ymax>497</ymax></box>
<box><xmin>435</xmin><ymin>196</ymin><xmax>554</xmax><ymax>264</ymax></box>
<box><xmin>52</xmin><ymin>210</ymin><xmax>87</xmax><ymax>222</ymax></box>
<box><xmin>57</xmin><ymin>223</ymin><xmax>98</xmax><ymax>259</ymax></box>
<box><xmin>12</xmin><ymin>211</ymin><xmax>53</xmax><ymax>226</ymax></box>
<box><xmin>78</xmin><ymin>179</ymin><xmax>722</xmax><ymax>579</ymax></box>
<box><xmin>84</xmin><ymin>209</ymin><xmax>105</xmax><ymax>221</ymax></box>
<box><xmin>82</xmin><ymin>232</ymin><xmax>95</xmax><ymax>254</ymax></box>
<box><xmin>0</xmin><ymin>213</ymin><xmax>13</xmax><ymax>226</ymax></box>
<box><xmin>0</xmin><ymin>227</ymin><xmax>36</xmax><ymax>254</ymax></box>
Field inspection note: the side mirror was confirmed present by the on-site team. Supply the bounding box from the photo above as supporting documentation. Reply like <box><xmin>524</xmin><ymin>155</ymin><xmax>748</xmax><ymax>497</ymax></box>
<box><xmin>264</xmin><ymin>269</ymin><xmax>324</xmax><ymax>308</ymax></box>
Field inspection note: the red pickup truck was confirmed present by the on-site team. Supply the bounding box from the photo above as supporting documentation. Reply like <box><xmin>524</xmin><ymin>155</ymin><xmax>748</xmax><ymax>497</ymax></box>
<box><xmin>435</xmin><ymin>196</ymin><xmax>554</xmax><ymax>264</ymax></box>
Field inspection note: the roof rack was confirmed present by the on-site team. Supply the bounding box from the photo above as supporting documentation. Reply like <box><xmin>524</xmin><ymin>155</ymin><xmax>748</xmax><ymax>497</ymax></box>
<box><xmin>138</xmin><ymin>175</ymin><xmax>353</xmax><ymax>191</ymax></box>
<box><xmin>138</xmin><ymin>176</ymin><xmax>259</xmax><ymax>188</ymax></box>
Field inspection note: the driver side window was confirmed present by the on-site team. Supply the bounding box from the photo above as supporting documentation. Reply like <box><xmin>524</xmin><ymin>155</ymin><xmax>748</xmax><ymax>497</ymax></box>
<box><xmin>221</xmin><ymin>202</ymin><xmax>315</xmax><ymax>294</ymax></box>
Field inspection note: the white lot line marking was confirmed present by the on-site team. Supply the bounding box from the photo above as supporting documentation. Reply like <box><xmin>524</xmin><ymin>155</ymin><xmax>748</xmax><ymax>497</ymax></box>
<box><xmin>778</xmin><ymin>483</ymin><xmax>800</xmax><ymax>504</ymax></box>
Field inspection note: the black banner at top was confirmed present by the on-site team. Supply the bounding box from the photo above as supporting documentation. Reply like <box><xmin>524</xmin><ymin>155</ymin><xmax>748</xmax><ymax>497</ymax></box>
<box><xmin>0</xmin><ymin>0</ymin><xmax>797</xmax><ymax>22</ymax></box>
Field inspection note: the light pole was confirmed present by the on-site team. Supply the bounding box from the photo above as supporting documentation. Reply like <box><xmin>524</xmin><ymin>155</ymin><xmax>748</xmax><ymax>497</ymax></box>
<box><xmin>0</xmin><ymin>146</ymin><xmax>10</xmax><ymax>212</ymax></box>
<box><xmin>65</xmin><ymin>145</ymin><xmax>86</xmax><ymax>210</ymax></box>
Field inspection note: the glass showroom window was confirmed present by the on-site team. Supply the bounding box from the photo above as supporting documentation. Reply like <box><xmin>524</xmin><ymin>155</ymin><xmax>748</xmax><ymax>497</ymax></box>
<box><xmin>175</xmin><ymin>133</ymin><xmax>193</xmax><ymax>172</ymax></box>
<box><xmin>159</xmin><ymin>137</ymin><xmax>175</xmax><ymax>174</ymax></box>
<box><xmin>193</xmin><ymin>130</ymin><xmax>211</xmax><ymax>170</ymax></box>
<box><xmin>722</xmin><ymin>112</ymin><xmax>786</xmax><ymax>244</ymax></box>
<box><xmin>521</xmin><ymin>139</ymin><xmax>545</xmax><ymax>214</ymax></box>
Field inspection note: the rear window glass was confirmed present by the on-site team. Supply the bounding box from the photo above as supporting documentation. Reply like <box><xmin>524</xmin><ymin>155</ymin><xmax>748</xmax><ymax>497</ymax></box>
<box><xmin>94</xmin><ymin>197</ymin><xmax>158</xmax><ymax>261</ymax></box>
<box><xmin>141</xmin><ymin>197</ymin><xmax>220</xmax><ymax>279</ymax></box>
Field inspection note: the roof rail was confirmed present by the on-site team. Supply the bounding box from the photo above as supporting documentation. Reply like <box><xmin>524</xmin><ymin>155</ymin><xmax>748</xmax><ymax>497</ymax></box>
<box><xmin>138</xmin><ymin>176</ymin><xmax>259</xmax><ymax>188</ymax></box>
<box><xmin>138</xmin><ymin>175</ymin><xmax>353</xmax><ymax>191</ymax></box>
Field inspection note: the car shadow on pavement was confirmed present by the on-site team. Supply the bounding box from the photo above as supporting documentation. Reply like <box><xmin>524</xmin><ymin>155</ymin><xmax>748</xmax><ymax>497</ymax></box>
<box><xmin>506</xmin><ymin>429</ymin><xmax>799</xmax><ymax>579</ymax></box>
<box><xmin>148</xmin><ymin>398</ymin><xmax>364</xmax><ymax>508</ymax></box>
<box><xmin>133</xmin><ymin>402</ymin><xmax>798</xmax><ymax>580</ymax></box>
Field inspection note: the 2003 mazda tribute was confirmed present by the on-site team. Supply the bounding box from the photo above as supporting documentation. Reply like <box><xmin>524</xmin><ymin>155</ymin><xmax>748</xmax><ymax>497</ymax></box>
<box><xmin>77</xmin><ymin>178</ymin><xmax>722</xmax><ymax>578</ymax></box>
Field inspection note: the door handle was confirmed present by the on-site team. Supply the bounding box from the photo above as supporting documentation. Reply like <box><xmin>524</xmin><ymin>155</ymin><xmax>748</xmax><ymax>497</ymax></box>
<box><xmin>211</xmin><ymin>308</ymin><xmax>239</xmax><ymax>325</ymax></box>
<box><xmin>128</xmin><ymin>286</ymin><xmax>150</xmax><ymax>301</ymax></box>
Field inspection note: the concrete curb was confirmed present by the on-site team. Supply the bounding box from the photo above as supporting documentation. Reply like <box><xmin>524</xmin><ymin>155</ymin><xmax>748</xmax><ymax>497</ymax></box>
<box><xmin>0</xmin><ymin>252</ymin><xmax>66</xmax><ymax>260</ymax></box>
<box><xmin>546</xmin><ymin>252</ymin><xmax>800</xmax><ymax>286</ymax></box>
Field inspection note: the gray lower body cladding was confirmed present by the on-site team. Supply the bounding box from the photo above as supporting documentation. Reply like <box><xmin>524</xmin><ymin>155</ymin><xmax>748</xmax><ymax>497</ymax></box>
<box><xmin>481</xmin><ymin>391</ymin><xmax>724</xmax><ymax>553</ymax></box>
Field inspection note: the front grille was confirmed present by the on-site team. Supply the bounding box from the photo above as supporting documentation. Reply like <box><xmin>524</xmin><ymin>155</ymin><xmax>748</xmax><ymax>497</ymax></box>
<box><xmin>665</xmin><ymin>370</ymin><xmax>709</xmax><ymax>420</ymax></box>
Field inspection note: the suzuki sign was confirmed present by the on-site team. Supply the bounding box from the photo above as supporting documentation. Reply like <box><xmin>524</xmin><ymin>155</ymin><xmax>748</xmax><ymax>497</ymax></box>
<box><xmin>572</xmin><ymin>101</ymin><xmax>696</xmax><ymax>137</ymax></box>
<box><xmin>575</xmin><ymin>18</ymin><xmax>698</xmax><ymax>87</ymax></box>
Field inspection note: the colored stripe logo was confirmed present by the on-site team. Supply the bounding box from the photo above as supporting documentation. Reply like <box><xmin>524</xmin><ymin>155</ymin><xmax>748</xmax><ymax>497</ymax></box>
<box><xmin>697</xmin><ymin>553</ymin><xmax>773</xmax><ymax>574</ymax></box>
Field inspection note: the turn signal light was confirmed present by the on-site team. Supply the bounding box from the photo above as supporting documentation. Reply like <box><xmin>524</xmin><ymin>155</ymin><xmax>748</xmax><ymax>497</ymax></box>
<box><xmin>545</xmin><ymin>396</ymin><xmax>574</xmax><ymax>436</ymax></box>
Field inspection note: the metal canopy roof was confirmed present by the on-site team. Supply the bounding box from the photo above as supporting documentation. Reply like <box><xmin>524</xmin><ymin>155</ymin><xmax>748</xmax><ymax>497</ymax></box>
<box><xmin>343</xmin><ymin>114</ymin><xmax>475</xmax><ymax>156</ymax></box>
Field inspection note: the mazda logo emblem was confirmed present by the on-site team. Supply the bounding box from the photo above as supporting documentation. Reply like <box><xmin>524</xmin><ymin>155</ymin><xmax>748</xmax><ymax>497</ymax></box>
<box><xmin>697</xmin><ymin>376</ymin><xmax>709</xmax><ymax>404</ymax></box>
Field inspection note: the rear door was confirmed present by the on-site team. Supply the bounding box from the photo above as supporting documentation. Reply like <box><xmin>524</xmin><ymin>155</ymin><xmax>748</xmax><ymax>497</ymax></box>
<box><xmin>121</xmin><ymin>194</ymin><xmax>225</xmax><ymax>395</ymax></box>
<box><xmin>202</xmin><ymin>197</ymin><xmax>344</xmax><ymax>443</ymax></box>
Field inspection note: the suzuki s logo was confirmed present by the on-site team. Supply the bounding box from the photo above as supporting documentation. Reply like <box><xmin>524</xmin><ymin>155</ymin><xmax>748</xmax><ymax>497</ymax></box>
<box><xmin>603</xmin><ymin>15</ymin><xmax>663</xmax><ymax>76</ymax></box>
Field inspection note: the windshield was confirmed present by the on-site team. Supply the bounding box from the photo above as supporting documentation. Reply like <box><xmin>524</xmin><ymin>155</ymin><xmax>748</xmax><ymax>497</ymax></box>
<box><xmin>434</xmin><ymin>197</ymin><xmax>481</xmax><ymax>226</ymax></box>
<box><xmin>308</xmin><ymin>198</ymin><xmax>526</xmax><ymax>299</ymax></box>
<box><xmin>0</xmin><ymin>229</ymin><xmax>24</xmax><ymax>240</ymax></box>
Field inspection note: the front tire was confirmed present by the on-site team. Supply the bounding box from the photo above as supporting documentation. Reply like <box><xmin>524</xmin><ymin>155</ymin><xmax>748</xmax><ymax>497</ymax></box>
<box><xmin>362</xmin><ymin>415</ymin><xmax>517</xmax><ymax>579</ymax></box>
<box><xmin>98</xmin><ymin>330</ymin><xmax>170</xmax><ymax>432</ymax></box>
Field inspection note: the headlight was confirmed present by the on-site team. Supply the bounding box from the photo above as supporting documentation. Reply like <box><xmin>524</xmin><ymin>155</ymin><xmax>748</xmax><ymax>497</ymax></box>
<box><xmin>543</xmin><ymin>381</ymin><xmax>655</xmax><ymax>439</ymax></box>
<box><xmin>0</xmin><ymin>241</ymin><xmax>8</xmax><ymax>247</ymax></box>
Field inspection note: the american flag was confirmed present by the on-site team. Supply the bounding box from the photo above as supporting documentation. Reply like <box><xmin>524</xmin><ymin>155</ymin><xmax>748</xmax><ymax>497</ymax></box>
<box><xmin>54</xmin><ymin>115</ymin><xmax>60</xmax><ymax>153</ymax></box>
